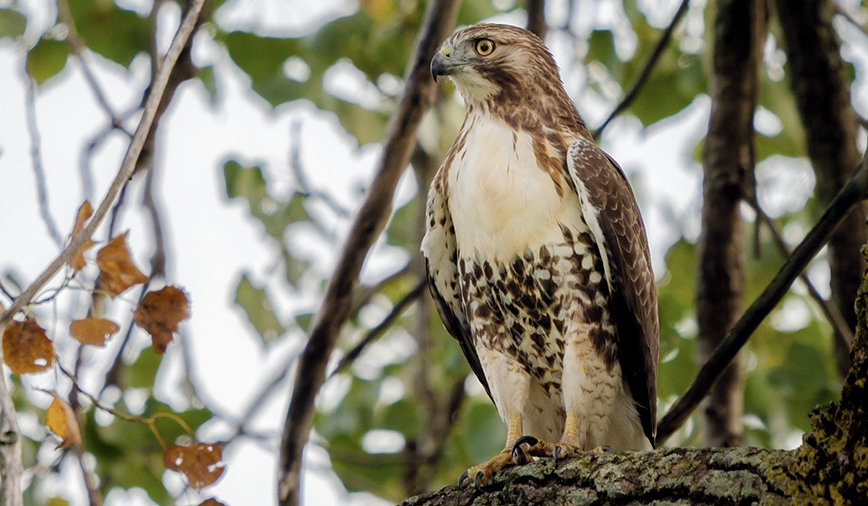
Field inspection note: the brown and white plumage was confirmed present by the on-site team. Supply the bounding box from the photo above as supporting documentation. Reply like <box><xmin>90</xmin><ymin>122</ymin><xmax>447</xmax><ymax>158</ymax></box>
<box><xmin>422</xmin><ymin>23</ymin><xmax>658</xmax><ymax>480</ymax></box>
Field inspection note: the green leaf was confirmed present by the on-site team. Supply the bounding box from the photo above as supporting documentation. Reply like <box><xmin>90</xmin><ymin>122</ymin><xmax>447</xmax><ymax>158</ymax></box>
<box><xmin>0</xmin><ymin>9</ymin><xmax>26</xmax><ymax>40</ymax></box>
<box><xmin>461</xmin><ymin>401</ymin><xmax>505</xmax><ymax>464</ymax></box>
<box><xmin>127</xmin><ymin>349</ymin><xmax>163</xmax><ymax>389</ymax></box>
<box><xmin>67</xmin><ymin>0</ymin><xmax>149</xmax><ymax>68</ymax></box>
<box><xmin>197</xmin><ymin>65</ymin><xmax>217</xmax><ymax>103</ymax></box>
<box><xmin>378</xmin><ymin>398</ymin><xmax>422</xmax><ymax>438</ymax></box>
<box><xmin>27</xmin><ymin>38</ymin><xmax>70</xmax><ymax>83</ymax></box>
<box><xmin>234</xmin><ymin>273</ymin><xmax>286</xmax><ymax>344</ymax></box>
<box><xmin>224</xmin><ymin>160</ymin><xmax>310</xmax><ymax>239</ymax></box>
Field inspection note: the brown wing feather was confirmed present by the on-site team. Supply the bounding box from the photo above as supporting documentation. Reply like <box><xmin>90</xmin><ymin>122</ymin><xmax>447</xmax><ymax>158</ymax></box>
<box><xmin>421</xmin><ymin>179</ymin><xmax>492</xmax><ymax>400</ymax></box>
<box><xmin>568</xmin><ymin>139</ymin><xmax>659</xmax><ymax>447</ymax></box>
<box><xmin>425</xmin><ymin>262</ymin><xmax>491</xmax><ymax>399</ymax></box>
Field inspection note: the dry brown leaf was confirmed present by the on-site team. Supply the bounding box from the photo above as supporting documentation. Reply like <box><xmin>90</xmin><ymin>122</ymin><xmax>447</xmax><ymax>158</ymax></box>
<box><xmin>2</xmin><ymin>317</ymin><xmax>54</xmax><ymax>374</ymax></box>
<box><xmin>133</xmin><ymin>286</ymin><xmax>189</xmax><ymax>354</ymax></box>
<box><xmin>69</xmin><ymin>201</ymin><xmax>96</xmax><ymax>273</ymax></box>
<box><xmin>197</xmin><ymin>499</ymin><xmax>227</xmax><ymax>506</ymax></box>
<box><xmin>45</xmin><ymin>394</ymin><xmax>82</xmax><ymax>449</ymax></box>
<box><xmin>69</xmin><ymin>318</ymin><xmax>120</xmax><ymax>347</ymax></box>
<box><xmin>96</xmin><ymin>233</ymin><xmax>149</xmax><ymax>297</ymax></box>
<box><xmin>163</xmin><ymin>443</ymin><xmax>225</xmax><ymax>489</ymax></box>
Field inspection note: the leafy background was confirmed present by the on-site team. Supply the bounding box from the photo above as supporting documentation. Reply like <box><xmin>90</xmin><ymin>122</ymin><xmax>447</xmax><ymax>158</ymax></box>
<box><xmin>0</xmin><ymin>0</ymin><xmax>862</xmax><ymax>504</ymax></box>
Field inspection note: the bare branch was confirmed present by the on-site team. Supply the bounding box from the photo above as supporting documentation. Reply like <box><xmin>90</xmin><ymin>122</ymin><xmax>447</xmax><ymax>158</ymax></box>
<box><xmin>748</xmin><ymin>198</ymin><xmax>854</xmax><ymax>347</ymax></box>
<box><xmin>657</xmin><ymin>156</ymin><xmax>868</xmax><ymax>444</ymax></box>
<box><xmin>329</xmin><ymin>280</ymin><xmax>427</xmax><ymax>379</ymax></box>
<box><xmin>57</xmin><ymin>0</ymin><xmax>128</xmax><ymax>130</ymax></box>
<box><xmin>289</xmin><ymin>120</ymin><xmax>351</xmax><ymax>219</ymax></box>
<box><xmin>0</xmin><ymin>360</ymin><xmax>23</xmax><ymax>506</ymax></box>
<box><xmin>25</xmin><ymin>77</ymin><xmax>63</xmax><ymax>247</ymax></box>
<box><xmin>525</xmin><ymin>0</ymin><xmax>546</xmax><ymax>40</ymax></box>
<box><xmin>0</xmin><ymin>0</ymin><xmax>206</xmax><ymax>328</ymax></box>
<box><xmin>593</xmin><ymin>0</ymin><xmax>690</xmax><ymax>139</ymax></box>
<box><xmin>276</xmin><ymin>1</ymin><xmax>462</xmax><ymax>503</ymax></box>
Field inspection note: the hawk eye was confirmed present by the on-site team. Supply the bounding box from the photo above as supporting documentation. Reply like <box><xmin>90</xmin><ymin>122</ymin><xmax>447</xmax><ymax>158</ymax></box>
<box><xmin>475</xmin><ymin>39</ymin><xmax>495</xmax><ymax>56</ymax></box>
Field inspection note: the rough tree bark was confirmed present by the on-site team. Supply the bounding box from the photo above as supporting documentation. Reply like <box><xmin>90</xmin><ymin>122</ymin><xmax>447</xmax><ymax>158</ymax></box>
<box><xmin>774</xmin><ymin>0</ymin><xmax>867</xmax><ymax>379</ymax></box>
<box><xmin>399</xmin><ymin>247</ymin><xmax>868</xmax><ymax>505</ymax></box>
<box><xmin>695</xmin><ymin>0</ymin><xmax>765</xmax><ymax>448</ymax></box>
<box><xmin>0</xmin><ymin>335</ymin><xmax>23</xmax><ymax>506</ymax></box>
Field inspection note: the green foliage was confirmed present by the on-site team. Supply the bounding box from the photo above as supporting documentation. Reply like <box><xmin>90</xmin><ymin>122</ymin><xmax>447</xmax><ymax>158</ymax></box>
<box><xmin>585</xmin><ymin>2</ymin><xmax>707</xmax><ymax>127</ymax></box>
<box><xmin>85</xmin><ymin>400</ymin><xmax>213</xmax><ymax>505</ymax></box>
<box><xmin>27</xmin><ymin>38</ymin><xmax>70</xmax><ymax>83</ymax></box>
<box><xmin>0</xmin><ymin>8</ymin><xmax>26</xmax><ymax>40</ymax></box>
<box><xmin>223</xmin><ymin>159</ymin><xmax>310</xmax><ymax>286</ymax></box>
<box><xmin>67</xmin><ymin>0</ymin><xmax>149</xmax><ymax>68</ymax></box>
<box><xmin>234</xmin><ymin>273</ymin><xmax>286</xmax><ymax>344</ymax></box>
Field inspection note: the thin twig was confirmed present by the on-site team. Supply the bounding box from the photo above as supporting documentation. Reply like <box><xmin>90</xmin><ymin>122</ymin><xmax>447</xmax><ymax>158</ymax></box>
<box><xmin>834</xmin><ymin>3</ymin><xmax>868</xmax><ymax>40</ymax></box>
<box><xmin>657</xmin><ymin>156</ymin><xmax>868</xmax><ymax>444</ymax></box>
<box><xmin>25</xmin><ymin>77</ymin><xmax>63</xmax><ymax>247</ymax></box>
<box><xmin>289</xmin><ymin>120</ymin><xmax>351</xmax><ymax>219</ymax></box>
<box><xmin>57</xmin><ymin>0</ymin><xmax>129</xmax><ymax>131</ymax></box>
<box><xmin>329</xmin><ymin>280</ymin><xmax>427</xmax><ymax>379</ymax></box>
<box><xmin>748</xmin><ymin>197</ymin><xmax>854</xmax><ymax>346</ymax></box>
<box><xmin>276</xmin><ymin>1</ymin><xmax>462</xmax><ymax>503</ymax></box>
<box><xmin>0</xmin><ymin>0</ymin><xmax>206</xmax><ymax>328</ymax></box>
<box><xmin>593</xmin><ymin>0</ymin><xmax>691</xmax><ymax>139</ymax></box>
<box><xmin>143</xmin><ymin>156</ymin><xmax>167</xmax><ymax>278</ymax></box>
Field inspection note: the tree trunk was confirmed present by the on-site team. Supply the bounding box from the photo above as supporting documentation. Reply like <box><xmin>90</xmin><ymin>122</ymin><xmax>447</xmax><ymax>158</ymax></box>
<box><xmin>0</xmin><ymin>352</ymin><xmax>23</xmax><ymax>506</ymax></box>
<box><xmin>695</xmin><ymin>0</ymin><xmax>765</xmax><ymax>447</ymax></box>
<box><xmin>774</xmin><ymin>0</ymin><xmax>867</xmax><ymax>380</ymax></box>
<box><xmin>399</xmin><ymin>246</ymin><xmax>868</xmax><ymax>505</ymax></box>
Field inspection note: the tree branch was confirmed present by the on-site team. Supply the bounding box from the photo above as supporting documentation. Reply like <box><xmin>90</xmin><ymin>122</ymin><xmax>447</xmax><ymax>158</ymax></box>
<box><xmin>593</xmin><ymin>0</ymin><xmax>690</xmax><ymax>139</ymax></box>
<box><xmin>525</xmin><ymin>0</ymin><xmax>546</xmax><ymax>40</ymax></box>
<box><xmin>776</xmin><ymin>0</ymin><xmax>867</xmax><ymax>379</ymax></box>
<box><xmin>0</xmin><ymin>363</ymin><xmax>23</xmax><ymax>506</ymax></box>
<box><xmin>0</xmin><ymin>0</ymin><xmax>205</xmax><ymax>329</ymax></box>
<box><xmin>329</xmin><ymin>280</ymin><xmax>427</xmax><ymax>379</ymax></box>
<box><xmin>748</xmin><ymin>197</ymin><xmax>854</xmax><ymax>347</ymax></box>
<box><xmin>25</xmin><ymin>76</ymin><xmax>63</xmax><ymax>247</ymax></box>
<box><xmin>276</xmin><ymin>1</ymin><xmax>462</xmax><ymax>503</ymax></box>
<box><xmin>657</xmin><ymin>156</ymin><xmax>868</xmax><ymax>444</ymax></box>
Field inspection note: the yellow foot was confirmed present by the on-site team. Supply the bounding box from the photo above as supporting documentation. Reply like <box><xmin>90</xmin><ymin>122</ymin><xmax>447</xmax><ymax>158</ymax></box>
<box><xmin>458</xmin><ymin>450</ymin><xmax>513</xmax><ymax>488</ymax></box>
<box><xmin>511</xmin><ymin>436</ymin><xmax>613</xmax><ymax>466</ymax></box>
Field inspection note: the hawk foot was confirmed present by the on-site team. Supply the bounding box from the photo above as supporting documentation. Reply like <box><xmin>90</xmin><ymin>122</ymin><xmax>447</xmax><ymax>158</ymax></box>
<box><xmin>510</xmin><ymin>436</ymin><xmax>613</xmax><ymax>466</ymax></box>
<box><xmin>458</xmin><ymin>450</ymin><xmax>513</xmax><ymax>488</ymax></box>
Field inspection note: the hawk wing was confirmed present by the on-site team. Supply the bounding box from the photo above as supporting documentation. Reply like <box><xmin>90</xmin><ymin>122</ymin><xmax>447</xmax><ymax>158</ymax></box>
<box><xmin>567</xmin><ymin>138</ymin><xmax>659</xmax><ymax>447</ymax></box>
<box><xmin>421</xmin><ymin>180</ymin><xmax>492</xmax><ymax>399</ymax></box>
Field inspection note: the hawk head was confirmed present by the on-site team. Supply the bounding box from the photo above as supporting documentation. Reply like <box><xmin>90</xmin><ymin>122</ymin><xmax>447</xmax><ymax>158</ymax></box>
<box><xmin>431</xmin><ymin>23</ymin><xmax>561</xmax><ymax>104</ymax></box>
<box><xmin>432</xmin><ymin>23</ymin><xmax>583</xmax><ymax>132</ymax></box>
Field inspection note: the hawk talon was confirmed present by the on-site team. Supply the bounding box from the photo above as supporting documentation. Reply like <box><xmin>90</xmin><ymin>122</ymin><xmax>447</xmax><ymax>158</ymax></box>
<box><xmin>512</xmin><ymin>435</ymin><xmax>538</xmax><ymax>451</ymax></box>
<box><xmin>601</xmin><ymin>445</ymin><xmax>613</xmax><ymax>454</ymax></box>
<box><xmin>553</xmin><ymin>445</ymin><xmax>562</xmax><ymax>466</ymax></box>
<box><xmin>473</xmin><ymin>470</ymin><xmax>484</xmax><ymax>489</ymax></box>
<box><xmin>458</xmin><ymin>470</ymin><xmax>469</xmax><ymax>488</ymax></box>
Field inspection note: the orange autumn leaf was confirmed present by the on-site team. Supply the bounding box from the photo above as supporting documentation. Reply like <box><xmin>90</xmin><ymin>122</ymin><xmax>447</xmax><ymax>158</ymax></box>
<box><xmin>69</xmin><ymin>318</ymin><xmax>120</xmax><ymax>347</ymax></box>
<box><xmin>45</xmin><ymin>394</ymin><xmax>82</xmax><ymax>449</ymax></box>
<box><xmin>163</xmin><ymin>443</ymin><xmax>225</xmax><ymax>489</ymax></box>
<box><xmin>1</xmin><ymin>317</ymin><xmax>54</xmax><ymax>374</ymax></box>
<box><xmin>69</xmin><ymin>201</ymin><xmax>96</xmax><ymax>273</ymax></box>
<box><xmin>96</xmin><ymin>233</ymin><xmax>148</xmax><ymax>297</ymax></box>
<box><xmin>198</xmin><ymin>499</ymin><xmax>227</xmax><ymax>506</ymax></box>
<box><xmin>134</xmin><ymin>286</ymin><xmax>189</xmax><ymax>354</ymax></box>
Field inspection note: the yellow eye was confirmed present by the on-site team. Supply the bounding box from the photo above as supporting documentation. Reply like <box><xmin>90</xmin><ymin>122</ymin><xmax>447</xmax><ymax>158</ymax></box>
<box><xmin>475</xmin><ymin>39</ymin><xmax>494</xmax><ymax>56</ymax></box>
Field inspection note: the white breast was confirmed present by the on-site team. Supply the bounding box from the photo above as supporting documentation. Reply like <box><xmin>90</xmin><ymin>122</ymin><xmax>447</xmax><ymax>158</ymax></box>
<box><xmin>448</xmin><ymin>114</ymin><xmax>584</xmax><ymax>260</ymax></box>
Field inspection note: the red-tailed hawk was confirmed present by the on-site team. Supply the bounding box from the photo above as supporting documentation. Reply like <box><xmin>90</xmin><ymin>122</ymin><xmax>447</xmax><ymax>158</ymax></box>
<box><xmin>422</xmin><ymin>23</ymin><xmax>658</xmax><ymax>486</ymax></box>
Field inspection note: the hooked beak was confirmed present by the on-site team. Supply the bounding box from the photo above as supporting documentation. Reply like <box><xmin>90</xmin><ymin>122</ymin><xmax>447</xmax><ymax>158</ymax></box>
<box><xmin>431</xmin><ymin>45</ymin><xmax>459</xmax><ymax>82</ymax></box>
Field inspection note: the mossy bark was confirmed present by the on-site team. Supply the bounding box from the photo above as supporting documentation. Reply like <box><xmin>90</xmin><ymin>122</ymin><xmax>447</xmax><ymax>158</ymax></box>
<box><xmin>398</xmin><ymin>253</ymin><xmax>868</xmax><ymax>505</ymax></box>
